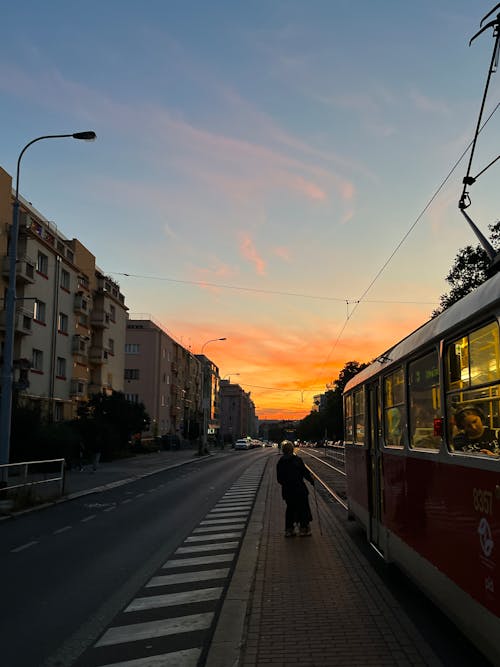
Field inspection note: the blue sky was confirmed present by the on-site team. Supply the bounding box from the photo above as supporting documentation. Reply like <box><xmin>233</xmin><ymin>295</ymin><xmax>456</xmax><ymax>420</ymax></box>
<box><xmin>1</xmin><ymin>1</ymin><xmax>499</xmax><ymax>417</ymax></box>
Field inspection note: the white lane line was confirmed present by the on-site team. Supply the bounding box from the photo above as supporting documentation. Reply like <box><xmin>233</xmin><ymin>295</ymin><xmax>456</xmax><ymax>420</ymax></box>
<box><xmin>146</xmin><ymin>568</ymin><xmax>230</xmax><ymax>588</ymax></box>
<box><xmin>207</xmin><ymin>509</ymin><xmax>249</xmax><ymax>515</ymax></box>
<box><xmin>193</xmin><ymin>524</ymin><xmax>245</xmax><ymax>533</ymax></box>
<box><xmin>96</xmin><ymin>647</ymin><xmax>201</xmax><ymax>667</ymax></box>
<box><xmin>53</xmin><ymin>526</ymin><xmax>72</xmax><ymax>535</ymax></box>
<box><xmin>11</xmin><ymin>541</ymin><xmax>38</xmax><ymax>553</ymax></box>
<box><xmin>125</xmin><ymin>587</ymin><xmax>223</xmax><ymax>612</ymax></box>
<box><xmin>211</xmin><ymin>506</ymin><xmax>251</xmax><ymax>512</ymax></box>
<box><xmin>121</xmin><ymin>499</ymin><xmax>133</xmax><ymax>504</ymax></box>
<box><xmin>135</xmin><ymin>493</ymin><xmax>145</xmax><ymax>498</ymax></box>
<box><xmin>96</xmin><ymin>612</ymin><xmax>214</xmax><ymax>647</ymax></box>
<box><xmin>104</xmin><ymin>506</ymin><xmax>116</xmax><ymax>512</ymax></box>
<box><xmin>206</xmin><ymin>513</ymin><xmax>248</xmax><ymax>519</ymax></box>
<box><xmin>81</xmin><ymin>515</ymin><xmax>96</xmax><ymax>522</ymax></box>
<box><xmin>175</xmin><ymin>541</ymin><xmax>238</xmax><ymax>555</ymax></box>
<box><xmin>163</xmin><ymin>553</ymin><xmax>234</xmax><ymax>568</ymax></box>
<box><xmin>186</xmin><ymin>532</ymin><xmax>242</xmax><ymax>542</ymax></box>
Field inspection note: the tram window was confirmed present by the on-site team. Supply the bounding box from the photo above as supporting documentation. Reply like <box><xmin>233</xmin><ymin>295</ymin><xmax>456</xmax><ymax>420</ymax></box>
<box><xmin>408</xmin><ymin>351</ymin><xmax>441</xmax><ymax>450</ymax></box>
<box><xmin>446</xmin><ymin>321</ymin><xmax>500</xmax><ymax>458</ymax></box>
<box><xmin>354</xmin><ymin>389</ymin><xmax>365</xmax><ymax>445</ymax></box>
<box><xmin>384</xmin><ymin>368</ymin><xmax>404</xmax><ymax>447</ymax></box>
<box><xmin>344</xmin><ymin>394</ymin><xmax>353</xmax><ymax>443</ymax></box>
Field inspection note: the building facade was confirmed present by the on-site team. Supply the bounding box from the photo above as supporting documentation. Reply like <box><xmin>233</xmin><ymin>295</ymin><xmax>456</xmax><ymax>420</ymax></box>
<box><xmin>219</xmin><ymin>379</ymin><xmax>257</xmax><ymax>443</ymax></box>
<box><xmin>0</xmin><ymin>166</ymin><xmax>127</xmax><ymax>420</ymax></box>
<box><xmin>125</xmin><ymin>318</ymin><xmax>202</xmax><ymax>439</ymax></box>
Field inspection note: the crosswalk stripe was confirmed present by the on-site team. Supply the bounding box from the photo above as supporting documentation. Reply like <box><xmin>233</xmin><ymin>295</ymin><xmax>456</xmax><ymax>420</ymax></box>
<box><xmin>186</xmin><ymin>532</ymin><xmax>242</xmax><ymax>542</ymax></box>
<box><xmin>96</xmin><ymin>647</ymin><xmax>201</xmax><ymax>667</ymax></box>
<box><xmin>125</xmin><ymin>587</ymin><xmax>223</xmax><ymax>612</ymax></box>
<box><xmin>200</xmin><ymin>517</ymin><xmax>247</xmax><ymax>525</ymax></box>
<box><xmin>175</xmin><ymin>541</ymin><xmax>238</xmax><ymax>554</ymax></box>
<box><xmin>193</xmin><ymin>524</ymin><xmax>245</xmax><ymax>533</ymax></box>
<box><xmin>163</xmin><ymin>553</ymin><xmax>234</xmax><ymax>568</ymax></box>
<box><xmin>146</xmin><ymin>568</ymin><xmax>230</xmax><ymax>588</ymax></box>
<box><xmin>96</xmin><ymin>612</ymin><xmax>214</xmax><ymax>647</ymax></box>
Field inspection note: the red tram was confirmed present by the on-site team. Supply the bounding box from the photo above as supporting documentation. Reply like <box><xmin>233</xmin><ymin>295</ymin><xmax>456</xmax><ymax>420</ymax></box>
<box><xmin>343</xmin><ymin>269</ymin><xmax>500</xmax><ymax>664</ymax></box>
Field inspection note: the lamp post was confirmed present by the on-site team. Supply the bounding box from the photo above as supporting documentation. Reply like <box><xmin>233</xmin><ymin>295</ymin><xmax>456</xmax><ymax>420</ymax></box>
<box><xmin>0</xmin><ymin>132</ymin><xmax>96</xmax><ymax>476</ymax></box>
<box><xmin>199</xmin><ymin>337</ymin><xmax>226</xmax><ymax>454</ymax></box>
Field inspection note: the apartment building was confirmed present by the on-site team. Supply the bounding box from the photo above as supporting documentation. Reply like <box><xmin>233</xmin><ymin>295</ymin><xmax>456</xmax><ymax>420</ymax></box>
<box><xmin>219</xmin><ymin>379</ymin><xmax>257</xmax><ymax>443</ymax></box>
<box><xmin>125</xmin><ymin>318</ymin><xmax>202</xmax><ymax>438</ymax></box>
<box><xmin>0</xmin><ymin>166</ymin><xmax>127</xmax><ymax>420</ymax></box>
<box><xmin>195</xmin><ymin>354</ymin><xmax>222</xmax><ymax>445</ymax></box>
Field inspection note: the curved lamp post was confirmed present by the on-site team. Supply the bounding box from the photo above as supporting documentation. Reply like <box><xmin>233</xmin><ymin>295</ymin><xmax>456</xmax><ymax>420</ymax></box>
<box><xmin>0</xmin><ymin>132</ymin><xmax>96</xmax><ymax>474</ymax></box>
<box><xmin>199</xmin><ymin>337</ymin><xmax>226</xmax><ymax>453</ymax></box>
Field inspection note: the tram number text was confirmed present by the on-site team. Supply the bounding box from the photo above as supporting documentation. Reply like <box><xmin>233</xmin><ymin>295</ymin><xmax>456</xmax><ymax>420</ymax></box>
<box><xmin>473</xmin><ymin>488</ymin><xmax>493</xmax><ymax>516</ymax></box>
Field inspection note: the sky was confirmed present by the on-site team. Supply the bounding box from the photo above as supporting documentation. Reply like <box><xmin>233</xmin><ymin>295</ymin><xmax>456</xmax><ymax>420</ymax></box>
<box><xmin>1</xmin><ymin>1</ymin><xmax>499</xmax><ymax>419</ymax></box>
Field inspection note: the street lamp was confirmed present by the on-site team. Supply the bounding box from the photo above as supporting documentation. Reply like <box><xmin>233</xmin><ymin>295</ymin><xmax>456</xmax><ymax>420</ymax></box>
<box><xmin>199</xmin><ymin>337</ymin><xmax>226</xmax><ymax>454</ymax></box>
<box><xmin>222</xmin><ymin>372</ymin><xmax>240</xmax><ymax>382</ymax></box>
<box><xmin>0</xmin><ymin>131</ymin><xmax>96</xmax><ymax>475</ymax></box>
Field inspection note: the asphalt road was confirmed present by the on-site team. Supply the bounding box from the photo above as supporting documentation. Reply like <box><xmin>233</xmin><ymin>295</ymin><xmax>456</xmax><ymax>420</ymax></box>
<box><xmin>0</xmin><ymin>449</ymin><xmax>269</xmax><ymax>667</ymax></box>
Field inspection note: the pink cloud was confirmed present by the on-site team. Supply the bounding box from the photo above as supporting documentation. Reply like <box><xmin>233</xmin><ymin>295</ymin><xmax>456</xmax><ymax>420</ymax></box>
<box><xmin>273</xmin><ymin>246</ymin><xmax>292</xmax><ymax>261</ymax></box>
<box><xmin>239</xmin><ymin>234</ymin><xmax>266</xmax><ymax>275</ymax></box>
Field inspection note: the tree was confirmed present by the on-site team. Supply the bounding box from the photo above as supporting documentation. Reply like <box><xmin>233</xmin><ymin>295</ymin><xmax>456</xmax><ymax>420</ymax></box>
<box><xmin>433</xmin><ymin>221</ymin><xmax>500</xmax><ymax>316</ymax></box>
<box><xmin>77</xmin><ymin>391</ymin><xmax>150</xmax><ymax>457</ymax></box>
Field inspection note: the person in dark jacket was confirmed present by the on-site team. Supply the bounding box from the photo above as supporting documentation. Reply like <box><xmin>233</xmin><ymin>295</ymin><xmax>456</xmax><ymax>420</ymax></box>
<box><xmin>277</xmin><ymin>441</ymin><xmax>315</xmax><ymax>537</ymax></box>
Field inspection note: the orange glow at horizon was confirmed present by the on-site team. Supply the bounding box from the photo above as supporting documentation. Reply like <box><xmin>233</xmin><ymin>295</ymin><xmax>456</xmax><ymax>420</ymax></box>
<box><xmin>170</xmin><ymin>307</ymin><xmax>431</xmax><ymax>421</ymax></box>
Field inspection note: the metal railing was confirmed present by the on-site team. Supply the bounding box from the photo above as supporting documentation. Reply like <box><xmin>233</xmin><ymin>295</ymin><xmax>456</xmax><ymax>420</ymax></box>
<box><xmin>0</xmin><ymin>458</ymin><xmax>66</xmax><ymax>510</ymax></box>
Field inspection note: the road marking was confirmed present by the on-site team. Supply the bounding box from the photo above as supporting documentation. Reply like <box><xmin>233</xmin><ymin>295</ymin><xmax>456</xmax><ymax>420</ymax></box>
<box><xmin>125</xmin><ymin>587</ymin><xmax>223</xmax><ymax>612</ymax></box>
<box><xmin>193</xmin><ymin>524</ymin><xmax>245</xmax><ymax>533</ymax></box>
<box><xmin>104</xmin><ymin>506</ymin><xmax>116</xmax><ymax>512</ymax></box>
<box><xmin>53</xmin><ymin>526</ymin><xmax>72</xmax><ymax>534</ymax></box>
<box><xmin>96</xmin><ymin>612</ymin><xmax>214</xmax><ymax>647</ymax></box>
<box><xmin>81</xmin><ymin>514</ymin><xmax>96</xmax><ymax>522</ymax></box>
<box><xmin>163</xmin><ymin>553</ymin><xmax>234</xmax><ymax>568</ymax></box>
<box><xmin>121</xmin><ymin>498</ymin><xmax>133</xmax><ymax>504</ymax></box>
<box><xmin>186</xmin><ymin>532</ymin><xmax>242</xmax><ymax>542</ymax></box>
<box><xmin>11</xmin><ymin>541</ymin><xmax>38</xmax><ymax>553</ymax></box>
<box><xmin>147</xmin><ymin>568</ymin><xmax>230</xmax><ymax>588</ymax></box>
<box><xmin>97</xmin><ymin>647</ymin><xmax>201</xmax><ymax>666</ymax></box>
<box><xmin>175</xmin><ymin>541</ymin><xmax>238</xmax><ymax>554</ymax></box>
<box><xmin>200</xmin><ymin>517</ymin><xmax>248</xmax><ymax>525</ymax></box>
<box><xmin>135</xmin><ymin>493</ymin><xmax>145</xmax><ymax>498</ymax></box>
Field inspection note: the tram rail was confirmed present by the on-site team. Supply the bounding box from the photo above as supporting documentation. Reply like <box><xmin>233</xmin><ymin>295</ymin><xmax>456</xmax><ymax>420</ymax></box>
<box><xmin>301</xmin><ymin>447</ymin><xmax>348</xmax><ymax>511</ymax></box>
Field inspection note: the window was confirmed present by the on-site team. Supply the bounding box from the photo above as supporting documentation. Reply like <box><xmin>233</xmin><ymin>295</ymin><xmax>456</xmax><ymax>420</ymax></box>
<box><xmin>408</xmin><ymin>351</ymin><xmax>441</xmax><ymax>450</ymax></box>
<box><xmin>125</xmin><ymin>393</ymin><xmax>139</xmax><ymax>403</ymax></box>
<box><xmin>110</xmin><ymin>304</ymin><xmax>116</xmax><ymax>322</ymax></box>
<box><xmin>344</xmin><ymin>394</ymin><xmax>353</xmax><ymax>443</ymax></box>
<box><xmin>33</xmin><ymin>299</ymin><xmax>46</xmax><ymax>323</ymax></box>
<box><xmin>446</xmin><ymin>321</ymin><xmax>500</xmax><ymax>457</ymax></box>
<box><xmin>58</xmin><ymin>312</ymin><xmax>69</xmax><ymax>334</ymax></box>
<box><xmin>125</xmin><ymin>343</ymin><xmax>140</xmax><ymax>354</ymax></box>
<box><xmin>54</xmin><ymin>403</ymin><xmax>63</xmax><ymax>422</ymax></box>
<box><xmin>354</xmin><ymin>389</ymin><xmax>365</xmax><ymax>445</ymax></box>
<box><xmin>61</xmin><ymin>269</ymin><xmax>70</xmax><ymax>290</ymax></box>
<box><xmin>56</xmin><ymin>357</ymin><xmax>66</xmax><ymax>378</ymax></box>
<box><xmin>32</xmin><ymin>349</ymin><xmax>43</xmax><ymax>372</ymax></box>
<box><xmin>108</xmin><ymin>339</ymin><xmax>114</xmax><ymax>355</ymax></box>
<box><xmin>384</xmin><ymin>368</ymin><xmax>405</xmax><ymax>447</ymax></box>
<box><xmin>37</xmin><ymin>252</ymin><xmax>48</xmax><ymax>275</ymax></box>
<box><xmin>124</xmin><ymin>369</ymin><xmax>140</xmax><ymax>380</ymax></box>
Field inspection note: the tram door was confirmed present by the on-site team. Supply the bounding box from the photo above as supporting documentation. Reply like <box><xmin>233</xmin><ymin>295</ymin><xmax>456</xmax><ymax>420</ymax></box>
<box><xmin>367</xmin><ymin>382</ymin><xmax>383</xmax><ymax>551</ymax></box>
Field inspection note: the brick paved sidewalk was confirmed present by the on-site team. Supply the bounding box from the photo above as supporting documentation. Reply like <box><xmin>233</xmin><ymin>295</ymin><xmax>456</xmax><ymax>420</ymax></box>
<box><xmin>237</xmin><ymin>459</ymin><xmax>442</xmax><ymax>667</ymax></box>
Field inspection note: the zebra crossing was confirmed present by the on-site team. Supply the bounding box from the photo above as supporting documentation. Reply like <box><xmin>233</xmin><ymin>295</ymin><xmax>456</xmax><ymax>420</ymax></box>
<box><xmin>75</xmin><ymin>461</ymin><xmax>265</xmax><ymax>667</ymax></box>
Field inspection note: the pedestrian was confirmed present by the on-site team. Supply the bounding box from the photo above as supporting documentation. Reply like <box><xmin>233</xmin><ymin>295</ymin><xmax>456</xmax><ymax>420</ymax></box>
<box><xmin>276</xmin><ymin>440</ymin><xmax>315</xmax><ymax>537</ymax></box>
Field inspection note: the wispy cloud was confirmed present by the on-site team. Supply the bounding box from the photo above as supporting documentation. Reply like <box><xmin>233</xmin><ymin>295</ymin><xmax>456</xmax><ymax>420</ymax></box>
<box><xmin>239</xmin><ymin>233</ymin><xmax>266</xmax><ymax>275</ymax></box>
<box><xmin>409</xmin><ymin>89</ymin><xmax>450</xmax><ymax>114</ymax></box>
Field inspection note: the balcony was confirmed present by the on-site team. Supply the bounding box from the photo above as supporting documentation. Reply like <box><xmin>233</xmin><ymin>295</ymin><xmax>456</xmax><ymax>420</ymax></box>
<box><xmin>90</xmin><ymin>309</ymin><xmax>110</xmax><ymax>329</ymax></box>
<box><xmin>74</xmin><ymin>294</ymin><xmax>89</xmax><ymax>315</ymax></box>
<box><xmin>89</xmin><ymin>347</ymin><xmax>108</xmax><ymax>365</ymax></box>
<box><xmin>2</xmin><ymin>255</ymin><xmax>35</xmax><ymax>285</ymax></box>
<box><xmin>72</xmin><ymin>335</ymin><xmax>89</xmax><ymax>357</ymax></box>
<box><xmin>70</xmin><ymin>379</ymin><xmax>87</xmax><ymax>398</ymax></box>
<box><xmin>0</xmin><ymin>307</ymin><xmax>33</xmax><ymax>336</ymax></box>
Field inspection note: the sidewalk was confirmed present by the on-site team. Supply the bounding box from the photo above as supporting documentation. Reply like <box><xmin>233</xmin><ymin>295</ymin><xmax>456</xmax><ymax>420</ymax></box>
<box><xmin>63</xmin><ymin>446</ymin><xmax>209</xmax><ymax>499</ymax></box>
<box><xmin>208</xmin><ymin>456</ymin><xmax>442</xmax><ymax>667</ymax></box>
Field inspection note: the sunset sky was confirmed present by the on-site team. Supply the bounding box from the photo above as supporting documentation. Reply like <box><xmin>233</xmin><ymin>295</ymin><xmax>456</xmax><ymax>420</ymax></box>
<box><xmin>1</xmin><ymin>1</ymin><xmax>499</xmax><ymax>419</ymax></box>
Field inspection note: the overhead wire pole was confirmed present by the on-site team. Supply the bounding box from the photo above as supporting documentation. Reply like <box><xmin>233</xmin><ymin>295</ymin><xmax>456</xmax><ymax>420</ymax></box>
<box><xmin>459</xmin><ymin>4</ymin><xmax>500</xmax><ymax>265</ymax></box>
